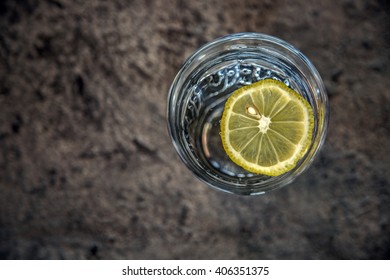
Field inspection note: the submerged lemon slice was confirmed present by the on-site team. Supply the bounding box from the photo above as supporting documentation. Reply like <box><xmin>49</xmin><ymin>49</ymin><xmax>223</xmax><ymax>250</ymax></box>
<box><xmin>220</xmin><ymin>79</ymin><xmax>314</xmax><ymax>176</ymax></box>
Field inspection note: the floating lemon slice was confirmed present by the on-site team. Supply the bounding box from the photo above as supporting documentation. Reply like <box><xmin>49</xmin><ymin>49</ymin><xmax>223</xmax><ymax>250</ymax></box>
<box><xmin>220</xmin><ymin>79</ymin><xmax>314</xmax><ymax>176</ymax></box>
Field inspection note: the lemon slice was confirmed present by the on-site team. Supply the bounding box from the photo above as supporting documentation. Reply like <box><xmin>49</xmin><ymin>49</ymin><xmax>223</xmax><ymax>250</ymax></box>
<box><xmin>220</xmin><ymin>79</ymin><xmax>314</xmax><ymax>176</ymax></box>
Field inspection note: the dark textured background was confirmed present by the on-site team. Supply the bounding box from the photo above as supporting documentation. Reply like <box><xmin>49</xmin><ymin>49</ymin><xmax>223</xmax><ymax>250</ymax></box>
<box><xmin>0</xmin><ymin>0</ymin><xmax>389</xmax><ymax>259</ymax></box>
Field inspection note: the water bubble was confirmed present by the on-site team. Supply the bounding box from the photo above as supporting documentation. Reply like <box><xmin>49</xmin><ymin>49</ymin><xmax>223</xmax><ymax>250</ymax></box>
<box><xmin>210</xmin><ymin>160</ymin><xmax>221</xmax><ymax>169</ymax></box>
<box><xmin>241</xmin><ymin>68</ymin><xmax>252</xmax><ymax>75</ymax></box>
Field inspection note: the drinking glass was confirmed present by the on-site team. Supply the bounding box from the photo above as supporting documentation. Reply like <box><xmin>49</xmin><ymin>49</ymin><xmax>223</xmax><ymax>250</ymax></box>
<box><xmin>167</xmin><ymin>33</ymin><xmax>329</xmax><ymax>195</ymax></box>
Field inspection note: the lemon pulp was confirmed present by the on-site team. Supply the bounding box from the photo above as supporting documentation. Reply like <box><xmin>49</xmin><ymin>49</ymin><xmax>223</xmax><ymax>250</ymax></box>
<box><xmin>220</xmin><ymin>79</ymin><xmax>314</xmax><ymax>176</ymax></box>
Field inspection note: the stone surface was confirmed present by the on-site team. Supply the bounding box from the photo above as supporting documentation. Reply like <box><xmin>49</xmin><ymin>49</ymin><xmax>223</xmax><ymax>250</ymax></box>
<box><xmin>0</xmin><ymin>0</ymin><xmax>389</xmax><ymax>259</ymax></box>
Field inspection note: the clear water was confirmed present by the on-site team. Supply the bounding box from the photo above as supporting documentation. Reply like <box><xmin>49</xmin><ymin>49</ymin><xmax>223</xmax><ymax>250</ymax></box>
<box><xmin>182</xmin><ymin>58</ymin><xmax>312</xmax><ymax>182</ymax></box>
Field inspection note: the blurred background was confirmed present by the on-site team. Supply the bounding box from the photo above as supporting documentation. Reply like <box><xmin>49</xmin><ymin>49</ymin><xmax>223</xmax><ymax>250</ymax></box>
<box><xmin>0</xmin><ymin>0</ymin><xmax>389</xmax><ymax>259</ymax></box>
